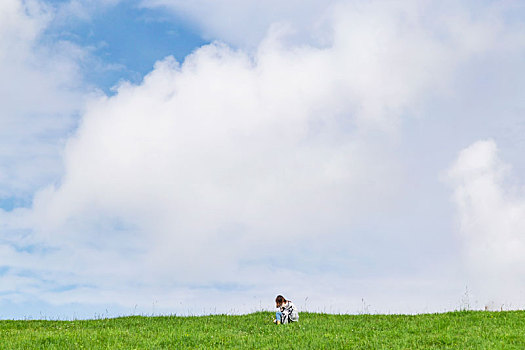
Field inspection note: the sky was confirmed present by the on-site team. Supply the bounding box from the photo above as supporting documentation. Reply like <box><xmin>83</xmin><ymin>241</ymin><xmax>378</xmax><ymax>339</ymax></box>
<box><xmin>1</xmin><ymin>0</ymin><xmax>525</xmax><ymax>319</ymax></box>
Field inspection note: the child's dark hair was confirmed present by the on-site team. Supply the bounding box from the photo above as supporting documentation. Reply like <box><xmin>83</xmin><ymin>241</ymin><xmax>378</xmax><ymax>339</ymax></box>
<box><xmin>275</xmin><ymin>295</ymin><xmax>287</xmax><ymax>307</ymax></box>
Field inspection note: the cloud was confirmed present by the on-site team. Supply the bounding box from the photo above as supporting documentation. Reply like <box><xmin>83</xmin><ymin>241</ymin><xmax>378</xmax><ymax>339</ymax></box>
<box><xmin>51</xmin><ymin>0</ymin><xmax>122</xmax><ymax>22</ymax></box>
<box><xmin>447</xmin><ymin>140</ymin><xmax>525</xmax><ymax>308</ymax></box>
<box><xmin>2</xmin><ymin>0</ymin><xmax>525</xmax><ymax>317</ymax></box>
<box><xmin>0</xmin><ymin>0</ymin><xmax>89</xmax><ymax>201</ymax></box>
<box><xmin>141</xmin><ymin>0</ymin><xmax>337</xmax><ymax>48</ymax></box>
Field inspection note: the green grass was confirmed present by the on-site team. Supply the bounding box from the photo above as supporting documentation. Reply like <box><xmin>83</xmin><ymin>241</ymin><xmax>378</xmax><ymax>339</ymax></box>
<box><xmin>1</xmin><ymin>311</ymin><xmax>524</xmax><ymax>349</ymax></box>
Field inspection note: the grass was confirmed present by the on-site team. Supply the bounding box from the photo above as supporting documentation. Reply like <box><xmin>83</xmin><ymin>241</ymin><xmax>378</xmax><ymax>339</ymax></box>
<box><xmin>1</xmin><ymin>311</ymin><xmax>525</xmax><ymax>349</ymax></box>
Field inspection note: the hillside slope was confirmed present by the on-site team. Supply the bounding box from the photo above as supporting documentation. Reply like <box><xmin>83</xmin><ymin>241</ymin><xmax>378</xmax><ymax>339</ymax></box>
<box><xmin>1</xmin><ymin>311</ymin><xmax>524</xmax><ymax>349</ymax></box>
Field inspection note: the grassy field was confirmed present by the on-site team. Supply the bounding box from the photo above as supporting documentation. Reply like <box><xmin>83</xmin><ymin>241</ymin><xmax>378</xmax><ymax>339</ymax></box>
<box><xmin>1</xmin><ymin>311</ymin><xmax>524</xmax><ymax>349</ymax></box>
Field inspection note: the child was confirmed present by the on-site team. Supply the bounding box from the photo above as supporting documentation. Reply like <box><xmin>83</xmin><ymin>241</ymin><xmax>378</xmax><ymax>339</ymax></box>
<box><xmin>273</xmin><ymin>295</ymin><xmax>299</xmax><ymax>324</ymax></box>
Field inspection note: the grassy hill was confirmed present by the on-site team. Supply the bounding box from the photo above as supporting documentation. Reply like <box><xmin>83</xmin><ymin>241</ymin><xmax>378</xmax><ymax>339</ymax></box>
<box><xmin>1</xmin><ymin>311</ymin><xmax>524</xmax><ymax>349</ymax></box>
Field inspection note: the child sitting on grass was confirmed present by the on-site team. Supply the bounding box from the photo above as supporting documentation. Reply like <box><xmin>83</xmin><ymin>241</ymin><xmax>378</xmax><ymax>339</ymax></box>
<box><xmin>273</xmin><ymin>295</ymin><xmax>299</xmax><ymax>324</ymax></box>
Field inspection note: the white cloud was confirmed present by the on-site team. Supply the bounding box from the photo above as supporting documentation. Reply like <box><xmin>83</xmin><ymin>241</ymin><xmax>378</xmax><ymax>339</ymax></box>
<box><xmin>141</xmin><ymin>0</ymin><xmax>520</xmax><ymax>51</ymax></box>
<box><xmin>447</xmin><ymin>140</ymin><xmax>525</xmax><ymax>308</ymax></box>
<box><xmin>1</xmin><ymin>0</ymin><xmax>525</xmax><ymax>317</ymax></box>
<box><xmin>141</xmin><ymin>0</ymin><xmax>337</xmax><ymax>48</ymax></box>
<box><xmin>27</xmin><ymin>39</ymin><xmax>401</xmax><ymax>290</ymax></box>
<box><xmin>52</xmin><ymin>0</ymin><xmax>121</xmax><ymax>23</ymax></box>
<box><xmin>1</xmin><ymin>0</ymin><xmax>515</xmax><ymax>313</ymax></box>
<box><xmin>0</xmin><ymin>0</ymin><xmax>88</xmax><ymax>199</ymax></box>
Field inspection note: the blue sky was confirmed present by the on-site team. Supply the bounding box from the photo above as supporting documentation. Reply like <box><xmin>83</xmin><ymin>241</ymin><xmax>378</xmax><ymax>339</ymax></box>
<box><xmin>44</xmin><ymin>0</ymin><xmax>207</xmax><ymax>93</ymax></box>
<box><xmin>1</xmin><ymin>0</ymin><xmax>525</xmax><ymax>319</ymax></box>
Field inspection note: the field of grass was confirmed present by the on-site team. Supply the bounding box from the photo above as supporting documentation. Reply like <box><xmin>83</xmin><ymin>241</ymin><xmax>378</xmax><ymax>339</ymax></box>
<box><xmin>1</xmin><ymin>311</ymin><xmax>525</xmax><ymax>349</ymax></box>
